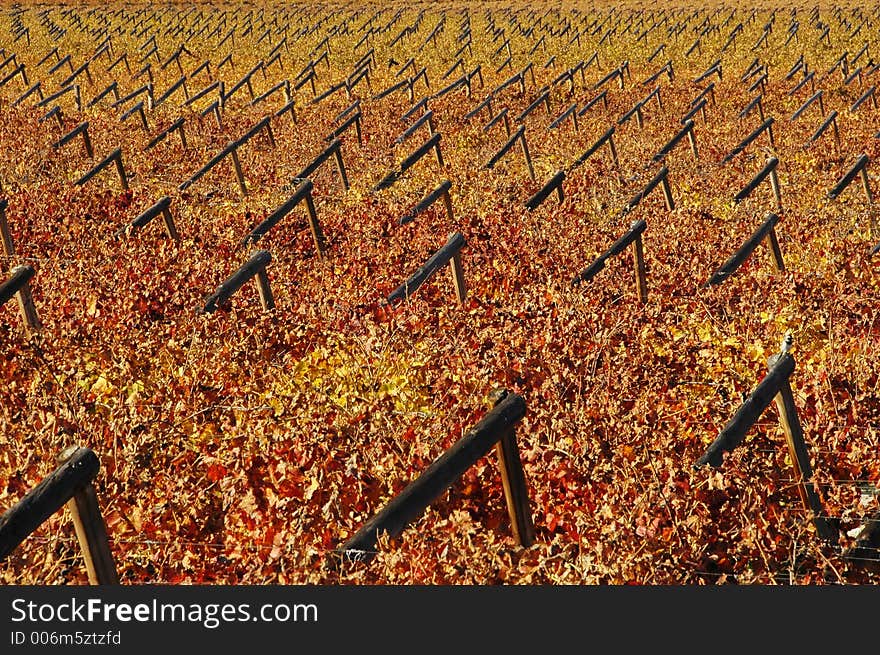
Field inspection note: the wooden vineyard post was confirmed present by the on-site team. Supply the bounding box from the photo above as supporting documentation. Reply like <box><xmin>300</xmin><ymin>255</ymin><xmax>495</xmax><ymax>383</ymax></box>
<box><xmin>0</xmin><ymin>264</ymin><xmax>41</xmax><ymax>331</ymax></box>
<box><xmin>399</xmin><ymin>180</ymin><xmax>454</xmax><ymax>225</ymax></box>
<box><xmin>579</xmin><ymin>90</ymin><xmax>608</xmax><ymax>118</ymax></box>
<box><xmin>851</xmin><ymin>85</ymin><xmax>878</xmax><ymax>114</ymax></box>
<box><xmin>687</xmin><ymin>122</ymin><xmax>699</xmax><ymax>159</ymax></box>
<box><xmin>705</xmin><ymin>212</ymin><xmax>785</xmax><ymax>286</ymax></box>
<box><xmin>861</xmin><ymin>162</ymin><xmax>876</xmax><ymax>238</ymax></box>
<box><xmin>694</xmin><ymin>337</ymin><xmax>837</xmax><ymax>543</ymax></box>
<box><xmin>56</xmin><ymin>446</ymin><xmax>119</xmax><ymax>585</ymax></box>
<box><xmin>829</xmin><ymin>154</ymin><xmax>874</xmax><ymax>236</ymax></box>
<box><xmin>766</xmin><ymin>223</ymin><xmax>785</xmax><ymax>272</ymax></box>
<box><xmin>623</xmin><ymin>166</ymin><xmax>674</xmax><ymax>214</ymax></box>
<box><xmin>619</xmin><ymin>97</ymin><xmax>649</xmax><ymax>130</ymax></box>
<box><xmin>145</xmin><ymin>117</ymin><xmax>187</xmax><ymax>152</ymax></box>
<box><xmin>739</xmin><ymin>93</ymin><xmax>766</xmax><ymax>123</ymax></box>
<box><xmin>229</xmin><ymin>145</ymin><xmax>247</xmax><ymax>196</ymax></box>
<box><xmin>485</xmin><ymin>125</ymin><xmax>535</xmax><ymax>182</ymax></box>
<box><xmin>483</xmin><ymin>108</ymin><xmax>511</xmax><ymax>138</ymax></box>
<box><xmin>0</xmin><ymin>198</ymin><xmax>14</xmax><ymax>257</ymax></box>
<box><xmin>387</xmin><ymin>232</ymin><xmax>467</xmax><ymax>306</ymax></box>
<box><xmin>120</xmin><ymin>101</ymin><xmax>149</xmax><ymax>133</ymax></box>
<box><xmin>113</xmin><ymin>152</ymin><xmax>128</xmax><ymax>190</ymax></box>
<box><xmin>239</xmin><ymin>179</ymin><xmax>325</xmax><ymax>257</ymax></box>
<box><xmin>790</xmin><ymin>90</ymin><xmax>825</xmax><ymax>123</ymax></box>
<box><xmin>515</xmin><ymin>86</ymin><xmax>552</xmax><ymax>124</ymax></box>
<box><xmin>829</xmin><ymin>154</ymin><xmax>872</xmax><ymax>203</ymax></box>
<box><xmin>683</xmin><ymin>96</ymin><xmax>709</xmax><ymax>125</ymax></box>
<box><xmin>734</xmin><ymin>157</ymin><xmax>782</xmax><ymax>210</ymax></box>
<box><xmin>548</xmin><ymin>102</ymin><xmax>579</xmax><ymax>133</ymax></box>
<box><xmin>660</xmin><ymin>174</ymin><xmax>675</xmax><ymax>210</ymax></box>
<box><xmin>633</xmin><ymin>228</ymin><xmax>648</xmax><ymax>303</ymax></box>
<box><xmin>327</xmin><ymin>103</ymin><xmax>362</xmax><ymax>146</ymax></box>
<box><xmin>200</xmin><ymin>250</ymin><xmax>275</xmax><ymax>314</ymax></box>
<box><xmin>254</xmin><ymin>268</ymin><xmax>274</xmax><ymax>311</ymax></box>
<box><xmin>722</xmin><ymin>117</ymin><xmax>775</xmax><ymax>165</ymax></box>
<box><xmin>39</xmin><ymin>105</ymin><xmax>63</xmax><ymax>131</ymax></box>
<box><xmin>861</xmin><ymin>166</ymin><xmax>874</xmax><ymax>205</ymax></box>
<box><xmin>52</xmin><ymin>121</ymin><xmax>93</xmax><ymax>158</ymax></box>
<box><xmin>652</xmin><ymin>119</ymin><xmax>698</xmax><ymax>164</ymax></box>
<box><xmin>75</xmin><ymin>148</ymin><xmax>128</xmax><ymax>191</ymax></box>
<box><xmin>490</xmin><ymin>389</ymin><xmax>535</xmax><ymax>547</ymax></box>
<box><xmin>442</xmin><ymin>184</ymin><xmax>454</xmax><ymax>221</ymax></box>
<box><xmin>180</xmin><ymin>116</ymin><xmax>276</xmax><ymax>198</ymax></box>
<box><xmin>336</xmin><ymin>391</ymin><xmax>529</xmax><ymax>564</ymax></box>
<box><xmin>806</xmin><ymin>111</ymin><xmax>841</xmax><ymax>155</ymax></box>
<box><xmin>770</xmin><ymin>165</ymin><xmax>782</xmax><ymax>210</ymax></box>
<box><xmin>209</xmin><ymin>100</ymin><xmax>223</xmax><ymax>129</ymax></box>
<box><xmin>449</xmin><ymin>248</ymin><xmax>466</xmax><ymax>304</ymax></box>
<box><xmin>293</xmin><ymin>139</ymin><xmax>349</xmax><ymax>193</ymax></box>
<box><xmin>13</xmin><ymin>80</ymin><xmax>44</xmax><ymax>107</ymax></box>
<box><xmin>115</xmin><ymin>196</ymin><xmax>178</xmax><ymax>240</ymax></box>
<box><xmin>303</xmin><ymin>189</ymin><xmax>326</xmax><ymax>258</ymax></box>
<box><xmin>525</xmin><ymin>170</ymin><xmax>565</xmax><ymax>211</ymax></box>
<box><xmin>332</xmin><ymin>143</ymin><xmax>349</xmax><ymax>190</ymax></box>
<box><xmin>572</xmin><ymin>219</ymin><xmax>648</xmax><ymax>303</ymax></box>
<box><xmin>767</xmin><ymin>342</ymin><xmax>837</xmax><ymax>543</ymax></box>
<box><xmin>0</xmin><ymin>446</ymin><xmax>118</xmax><ymax>584</ymax></box>
<box><xmin>573</xmin><ymin>126</ymin><xmax>619</xmax><ymax>171</ymax></box>
<box><xmin>275</xmin><ymin>97</ymin><xmax>298</xmax><ymax>126</ymax></box>
<box><xmin>374</xmin><ymin>133</ymin><xmax>443</xmax><ymax>191</ymax></box>
<box><xmin>519</xmin><ymin>132</ymin><xmax>536</xmax><ymax>182</ymax></box>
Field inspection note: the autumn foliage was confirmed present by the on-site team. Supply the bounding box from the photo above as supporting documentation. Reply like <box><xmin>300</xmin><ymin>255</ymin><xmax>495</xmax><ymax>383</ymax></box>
<box><xmin>1</xmin><ymin>0</ymin><xmax>879</xmax><ymax>585</ymax></box>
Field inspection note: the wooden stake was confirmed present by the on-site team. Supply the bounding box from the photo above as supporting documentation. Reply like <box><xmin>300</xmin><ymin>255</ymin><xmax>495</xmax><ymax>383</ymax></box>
<box><xmin>254</xmin><ymin>268</ymin><xmax>275</xmax><ymax>310</ymax></box>
<box><xmin>333</xmin><ymin>145</ymin><xmax>349</xmax><ymax>190</ymax></box>
<box><xmin>449</xmin><ymin>250</ymin><xmax>467</xmax><ymax>303</ymax></box>
<box><xmin>491</xmin><ymin>389</ymin><xmax>535</xmax><ymax>547</ymax></box>
<box><xmin>57</xmin><ymin>447</ymin><xmax>119</xmax><ymax>584</ymax></box>
<box><xmin>136</xmin><ymin>104</ymin><xmax>148</xmax><ymax>132</ymax></box>
<box><xmin>433</xmin><ymin>140</ymin><xmax>444</xmax><ymax>167</ymax></box>
<box><xmin>161</xmin><ymin>207</ymin><xmax>179</xmax><ymax>240</ymax></box>
<box><xmin>519</xmin><ymin>132</ymin><xmax>536</xmax><ymax>182</ymax></box>
<box><xmin>831</xmin><ymin>115</ymin><xmax>841</xmax><ymax>154</ymax></box>
<box><xmin>81</xmin><ymin>127</ymin><xmax>94</xmax><ymax>158</ymax></box>
<box><xmin>114</xmin><ymin>153</ymin><xmax>128</xmax><ymax>190</ymax></box>
<box><xmin>608</xmin><ymin>134</ymin><xmax>619</xmax><ymax>167</ymax></box>
<box><xmin>768</xmin><ymin>368</ymin><xmax>836</xmax><ymax>542</ymax></box>
<box><xmin>264</xmin><ymin>121</ymin><xmax>276</xmax><ymax>148</ymax></box>
<box><xmin>230</xmin><ymin>146</ymin><xmax>247</xmax><ymax>196</ymax></box>
<box><xmin>770</xmin><ymin>167</ymin><xmax>782</xmax><ymax>210</ymax></box>
<box><xmin>442</xmin><ymin>188</ymin><xmax>454</xmax><ymax>220</ymax></box>
<box><xmin>14</xmin><ymin>271</ymin><xmax>41</xmax><ymax>331</ymax></box>
<box><xmin>766</xmin><ymin>225</ymin><xmax>785</xmax><ymax>271</ymax></box>
<box><xmin>304</xmin><ymin>191</ymin><xmax>326</xmax><ymax>256</ymax></box>
<box><xmin>338</xmin><ymin>391</ymin><xmax>527</xmax><ymax>562</ymax></box>
<box><xmin>660</xmin><ymin>176</ymin><xmax>675</xmax><ymax>210</ymax></box>
<box><xmin>633</xmin><ymin>233</ymin><xmax>648</xmax><ymax>302</ymax></box>
<box><xmin>860</xmin><ymin>167</ymin><xmax>874</xmax><ymax>204</ymax></box>
<box><xmin>687</xmin><ymin>127</ymin><xmax>699</xmax><ymax>159</ymax></box>
<box><xmin>0</xmin><ymin>200</ymin><xmax>14</xmax><ymax>257</ymax></box>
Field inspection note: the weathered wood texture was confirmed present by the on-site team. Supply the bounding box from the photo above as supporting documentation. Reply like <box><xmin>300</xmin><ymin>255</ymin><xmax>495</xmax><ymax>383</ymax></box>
<box><xmin>339</xmin><ymin>391</ymin><xmax>528</xmax><ymax>562</ymax></box>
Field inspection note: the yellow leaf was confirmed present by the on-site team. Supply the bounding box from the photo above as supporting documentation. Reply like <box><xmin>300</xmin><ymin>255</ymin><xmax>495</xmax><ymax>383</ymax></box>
<box><xmin>90</xmin><ymin>375</ymin><xmax>115</xmax><ymax>398</ymax></box>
